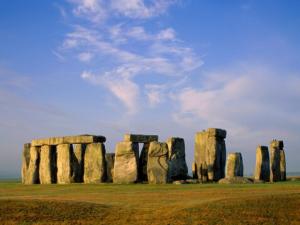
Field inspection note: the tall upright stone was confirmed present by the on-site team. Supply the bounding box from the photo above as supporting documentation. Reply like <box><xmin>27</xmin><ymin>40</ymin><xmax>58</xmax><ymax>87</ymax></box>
<box><xmin>25</xmin><ymin>146</ymin><xmax>40</xmax><ymax>184</ymax></box>
<box><xmin>84</xmin><ymin>143</ymin><xmax>106</xmax><ymax>183</ymax></box>
<box><xmin>57</xmin><ymin>144</ymin><xmax>74</xmax><ymax>184</ymax></box>
<box><xmin>39</xmin><ymin>145</ymin><xmax>57</xmax><ymax>184</ymax></box>
<box><xmin>21</xmin><ymin>143</ymin><xmax>31</xmax><ymax>184</ymax></box>
<box><xmin>194</xmin><ymin>128</ymin><xmax>226</xmax><ymax>181</ymax></box>
<box><xmin>73</xmin><ymin>144</ymin><xmax>85</xmax><ymax>182</ymax></box>
<box><xmin>139</xmin><ymin>142</ymin><xmax>150</xmax><ymax>181</ymax></box>
<box><xmin>105</xmin><ymin>153</ymin><xmax>115</xmax><ymax>182</ymax></box>
<box><xmin>147</xmin><ymin>141</ymin><xmax>169</xmax><ymax>184</ymax></box>
<box><xmin>270</xmin><ymin>140</ymin><xmax>281</xmax><ymax>182</ymax></box>
<box><xmin>254</xmin><ymin>146</ymin><xmax>270</xmax><ymax>181</ymax></box>
<box><xmin>226</xmin><ymin>152</ymin><xmax>243</xmax><ymax>178</ymax></box>
<box><xmin>280</xmin><ymin>149</ymin><xmax>286</xmax><ymax>181</ymax></box>
<box><xmin>166</xmin><ymin>137</ymin><xmax>188</xmax><ymax>181</ymax></box>
<box><xmin>113</xmin><ymin>141</ymin><xmax>139</xmax><ymax>184</ymax></box>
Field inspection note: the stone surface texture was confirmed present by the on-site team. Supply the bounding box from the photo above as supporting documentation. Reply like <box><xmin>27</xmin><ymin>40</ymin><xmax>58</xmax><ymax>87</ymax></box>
<box><xmin>24</xmin><ymin>146</ymin><xmax>40</xmax><ymax>184</ymax></box>
<box><xmin>270</xmin><ymin>140</ymin><xmax>282</xmax><ymax>182</ymax></box>
<box><xmin>166</xmin><ymin>137</ymin><xmax>188</xmax><ymax>181</ymax></box>
<box><xmin>194</xmin><ymin>128</ymin><xmax>226</xmax><ymax>182</ymax></box>
<box><xmin>105</xmin><ymin>153</ymin><xmax>115</xmax><ymax>182</ymax></box>
<box><xmin>72</xmin><ymin>144</ymin><xmax>85</xmax><ymax>183</ymax></box>
<box><xmin>21</xmin><ymin>143</ymin><xmax>31</xmax><ymax>184</ymax></box>
<box><xmin>226</xmin><ymin>152</ymin><xmax>243</xmax><ymax>178</ymax></box>
<box><xmin>147</xmin><ymin>141</ymin><xmax>169</xmax><ymax>184</ymax></box>
<box><xmin>254</xmin><ymin>146</ymin><xmax>270</xmax><ymax>181</ymax></box>
<box><xmin>218</xmin><ymin>177</ymin><xmax>252</xmax><ymax>184</ymax></box>
<box><xmin>84</xmin><ymin>143</ymin><xmax>106</xmax><ymax>183</ymax></box>
<box><xmin>113</xmin><ymin>141</ymin><xmax>139</xmax><ymax>184</ymax></box>
<box><xmin>39</xmin><ymin>145</ymin><xmax>57</xmax><ymax>184</ymax></box>
<box><xmin>280</xmin><ymin>149</ymin><xmax>286</xmax><ymax>181</ymax></box>
<box><xmin>57</xmin><ymin>144</ymin><xmax>74</xmax><ymax>184</ymax></box>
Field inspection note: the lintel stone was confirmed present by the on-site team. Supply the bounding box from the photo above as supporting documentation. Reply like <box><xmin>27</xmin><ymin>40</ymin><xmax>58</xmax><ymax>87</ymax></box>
<box><xmin>123</xmin><ymin>134</ymin><xmax>158</xmax><ymax>143</ymax></box>
<box><xmin>31</xmin><ymin>134</ymin><xmax>106</xmax><ymax>146</ymax></box>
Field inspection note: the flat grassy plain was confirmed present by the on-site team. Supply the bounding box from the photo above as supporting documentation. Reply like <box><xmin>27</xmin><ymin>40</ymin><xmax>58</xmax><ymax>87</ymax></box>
<box><xmin>0</xmin><ymin>180</ymin><xmax>300</xmax><ymax>225</ymax></box>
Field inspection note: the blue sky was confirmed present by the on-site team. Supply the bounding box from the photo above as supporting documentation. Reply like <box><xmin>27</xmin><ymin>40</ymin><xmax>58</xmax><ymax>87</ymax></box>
<box><xmin>1</xmin><ymin>0</ymin><xmax>300</xmax><ymax>177</ymax></box>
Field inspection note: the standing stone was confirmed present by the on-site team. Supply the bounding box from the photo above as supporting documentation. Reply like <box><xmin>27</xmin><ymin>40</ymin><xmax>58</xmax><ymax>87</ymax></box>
<box><xmin>280</xmin><ymin>149</ymin><xmax>286</xmax><ymax>181</ymax></box>
<box><xmin>105</xmin><ymin>153</ymin><xmax>115</xmax><ymax>182</ymax></box>
<box><xmin>21</xmin><ymin>143</ymin><xmax>31</xmax><ymax>184</ymax></box>
<box><xmin>139</xmin><ymin>143</ymin><xmax>150</xmax><ymax>181</ymax></box>
<box><xmin>166</xmin><ymin>137</ymin><xmax>188</xmax><ymax>181</ymax></box>
<box><xmin>84</xmin><ymin>143</ymin><xmax>106</xmax><ymax>183</ymax></box>
<box><xmin>25</xmin><ymin>146</ymin><xmax>40</xmax><ymax>184</ymax></box>
<box><xmin>147</xmin><ymin>141</ymin><xmax>169</xmax><ymax>184</ymax></box>
<box><xmin>194</xmin><ymin>128</ymin><xmax>226</xmax><ymax>182</ymax></box>
<box><xmin>226</xmin><ymin>152</ymin><xmax>243</xmax><ymax>178</ymax></box>
<box><xmin>57</xmin><ymin>144</ymin><xmax>74</xmax><ymax>184</ymax></box>
<box><xmin>113</xmin><ymin>141</ymin><xmax>139</xmax><ymax>184</ymax></box>
<box><xmin>73</xmin><ymin>144</ymin><xmax>85</xmax><ymax>183</ymax></box>
<box><xmin>254</xmin><ymin>146</ymin><xmax>270</xmax><ymax>181</ymax></box>
<box><xmin>39</xmin><ymin>145</ymin><xmax>57</xmax><ymax>184</ymax></box>
<box><xmin>270</xmin><ymin>140</ymin><xmax>281</xmax><ymax>182</ymax></box>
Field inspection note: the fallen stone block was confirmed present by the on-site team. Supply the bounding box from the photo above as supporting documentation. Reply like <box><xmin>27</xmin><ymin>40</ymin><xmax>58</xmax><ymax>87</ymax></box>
<box><xmin>113</xmin><ymin>141</ymin><xmax>139</xmax><ymax>184</ymax></box>
<box><xmin>218</xmin><ymin>177</ymin><xmax>253</xmax><ymax>184</ymax></box>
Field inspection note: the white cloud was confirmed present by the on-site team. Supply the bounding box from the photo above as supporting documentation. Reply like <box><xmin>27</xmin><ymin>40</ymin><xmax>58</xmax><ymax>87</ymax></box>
<box><xmin>78</xmin><ymin>52</ymin><xmax>93</xmax><ymax>62</ymax></box>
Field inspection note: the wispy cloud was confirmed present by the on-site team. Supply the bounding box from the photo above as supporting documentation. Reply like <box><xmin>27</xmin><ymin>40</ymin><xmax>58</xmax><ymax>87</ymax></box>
<box><xmin>59</xmin><ymin>0</ymin><xmax>202</xmax><ymax>113</ymax></box>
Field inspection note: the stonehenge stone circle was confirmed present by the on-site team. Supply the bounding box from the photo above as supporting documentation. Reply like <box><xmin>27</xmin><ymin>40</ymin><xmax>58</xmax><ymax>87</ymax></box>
<box><xmin>194</xmin><ymin>128</ymin><xmax>226</xmax><ymax>182</ymax></box>
<box><xmin>84</xmin><ymin>143</ymin><xmax>106</xmax><ymax>183</ymax></box>
<box><xmin>167</xmin><ymin>137</ymin><xmax>188</xmax><ymax>180</ymax></box>
<box><xmin>270</xmin><ymin>140</ymin><xmax>282</xmax><ymax>182</ymax></box>
<box><xmin>39</xmin><ymin>145</ymin><xmax>57</xmax><ymax>184</ymax></box>
<box><xmin>147</xmin><ymin>141</ymin><xmax>169</xmax><ymax>184</ymax></box>
<box><xmin>105</xmin><ymin>153</ymin><xmax>115</xmax><ymax>182</ymax></box>
<box><xmin>254</xmin><ymin>146</ymin><xmax>270</xmax><ymax>181</ymax></box>
<box><xmin>226</xmin><ymin>152</ymin><xmax>243</xmax><ymax>178</ymax></box>
<box><xmin>113</xmin><ymin>141</ymin><xmax>139</xmax><ymax>184</ymax></box>
<box><xmin>21</xmin><ymin>132</ymin><xmax>289</xmax><ymax>185</ymax></box>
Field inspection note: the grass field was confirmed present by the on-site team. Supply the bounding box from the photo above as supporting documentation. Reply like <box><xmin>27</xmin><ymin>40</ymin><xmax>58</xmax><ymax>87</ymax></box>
<box><xmin>1</xmin><ymin>180</ymin><xmax>300</xmax><ymax>225</ymax></box>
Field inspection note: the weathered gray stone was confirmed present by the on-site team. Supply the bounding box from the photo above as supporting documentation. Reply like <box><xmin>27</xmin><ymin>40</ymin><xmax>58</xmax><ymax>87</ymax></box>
<box><xmin>226</xmin><ymin>152</ymin><xmax>243</xmax><ymax>178</ymax></box>
<box><xmin>254</xmin><ymin>146</ymin><xmax>270</xmax><ymax>182</ymax></box>
<box><xmin>167</xmin><ymin>137</ymin><xmax>188</xmax><ymax>181</ymax></box>
<box><xmin>31</xmin><ymin>134</ymin><xmax>106</xmax><ymax>147</ymax></box>
<box><xmin>124</xmin><ymin>134</ymin><xmax>158</xmax><ymax>143</ymax></box>
<box><xmin>84</xmin><ymin>143</ymin><xmax>106</xmax><ymax>183</ymax></box>
<box><xmin>280</xmin><ymin>149</ymin><xmax>286</xmax><ymax>181</ymax></box>
<box><xmin>139</xmin><ymin>143</ymin><xmax>150</xmax><ymax>181</ymax></box>
<box><xmin>194</xmin><ymin>128</ymin><xmax>226</xmax><ymax>182</ymax></box>
<box><xmin>270</xmin><ymin>140</ymin><xmax>281</xmax><ymax>182</ymax></box>
<box><xmin>147</xmin><ymin>141</ymin><xmax>169</xmax><ymax>184</ymax></box>
<box><xmin>24</xmin><ymin>146</ymin><xmax>40</xmax><ymax>184</ymax></box>
<box><xmin>72</xmin><ymin>144</ymin><xmax>85</xmax><ymax>183</ymax></box>
<box><xmin>218</xmin><ymin>177</ymin><xmax>252</xmax><ymax>184</ymax></box>
<box><xmin>113</xmin><ymin>141</ymin><xmax>139</xmax><ymax>184</ymax></box>
<box><xmin>105</xmin><ymin>153</ymin><xmax>115</xmax><ymax>182</ymax></box>
<box><xmin>57</xmin><ymin>144</ymin><xmax>74</xmax><ymax>184</ymax></box>
<box><xmin>21</xmin><ymin>143</ymin><xmax>31</xmax><ymax>184</ymax></box>
<box><xmin>39</xmin><ymin>145</ymin><xmax>57</xmax><ymax>184</ymax></box>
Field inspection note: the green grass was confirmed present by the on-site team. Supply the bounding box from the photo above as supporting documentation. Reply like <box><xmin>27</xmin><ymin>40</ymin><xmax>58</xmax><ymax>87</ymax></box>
<box><xmin>0</xmin><ymin>180</ymin><xmax>300</xmax><ymax>224</ymax></box>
